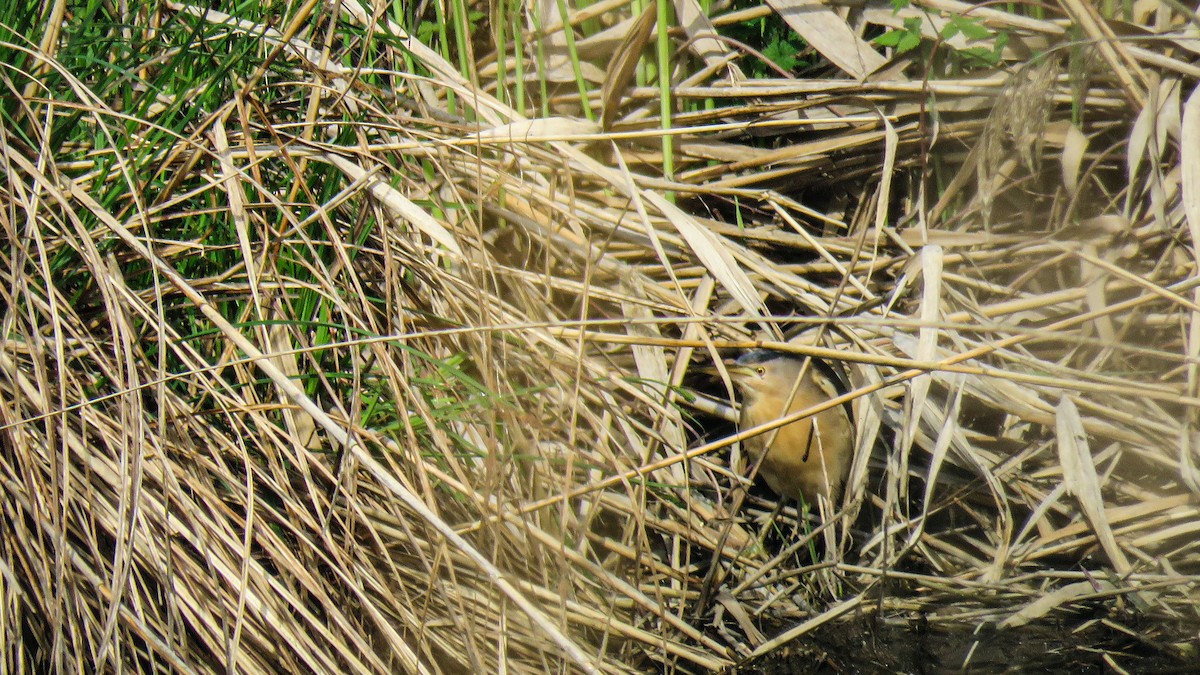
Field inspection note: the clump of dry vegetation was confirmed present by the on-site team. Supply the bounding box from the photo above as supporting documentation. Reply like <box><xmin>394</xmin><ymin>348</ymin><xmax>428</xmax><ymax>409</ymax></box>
<box><xmin>2</xmin><ymin>0</ymin><xmax>1199</xmax><ymax>671</ymax></box>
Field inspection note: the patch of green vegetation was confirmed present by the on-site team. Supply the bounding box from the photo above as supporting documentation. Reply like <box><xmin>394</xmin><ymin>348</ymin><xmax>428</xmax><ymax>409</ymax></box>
<box><xmin>719</xmin><ymin>0</ymin><xmax>812</xmax><ymax>78</ymax></box>
<box><xmin>362</xmin><ymin>349</ymin><xmax>547</xmax><ymax>461</ymax></box>
<box><xmin>874</xmin><ymin>0</ymin><xmax>1010</xmax><ymax>74</ymax></box>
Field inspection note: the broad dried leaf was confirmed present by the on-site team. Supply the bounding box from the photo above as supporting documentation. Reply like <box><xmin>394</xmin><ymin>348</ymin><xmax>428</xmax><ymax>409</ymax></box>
<box><xmin>1060</xmin><ymin>121</ymin><xmax>1087</xmax><ymax>193</ymax></box>
<box><xmin>475</xmin><ymin>116</ymin><xmax>601</xmax><ymax>142</ymax></box>
<box><xmin>1055</xmin><ymin>397</ymin><xmax>1131</xmax><ymax>575</ymax></box>
<box><xmin>999</xmin><ymin>579</ymin><xmax>1116</xmax><ymax>629</ymax></box>
<box><xmin>673</xmin><ymin>0</ymin><xmax>736</xmax><ymax>71</ymax></box>
<box><xmin>768</xmin><ymin>0</ymin><xmax>887</xmax><ymax>79</ymax></box>
<box><xmin>897</xmin><ymin>245</ymin><xmax>943</xmax><ymax>498</ymax></box>
<box><xmin>1125</xmin><ymin>81</ymin><xmax>1154</xmax><ymax>190</ymax></box>
<box><xmin>1181</xmin><ymin>82</ymin><xmax>1200</xmax><ymax>491</ymax></box>
<box><xmin>326</xmin><ymin>154</ymin><xmax>463</xmax><ymax>256</ymax></box>
<box><xmin>600</xmin><ymin>4</ymin><xmax>656</xmax><ymax>131</ymax></box>
<box><xmin>643</xmin><ymin>192</ymin><xmax>766</xmax><ymax>319</ymax></box>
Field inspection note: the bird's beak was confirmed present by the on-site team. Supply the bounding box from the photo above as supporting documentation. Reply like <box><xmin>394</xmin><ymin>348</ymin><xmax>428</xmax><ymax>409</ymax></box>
<box><xmin>722</xmin><ymin>360</ymin><xmax>757</xmax><ymax>380</ymax></box>
<box><xmin>725</xmin><ymin>367</ymin><xmax>755</xmax><ymax>381</ymax></box>
<box><xmin>697</xmin><ymin>359</ymin><xmax>752</xmax><ymax>379</ymax></box>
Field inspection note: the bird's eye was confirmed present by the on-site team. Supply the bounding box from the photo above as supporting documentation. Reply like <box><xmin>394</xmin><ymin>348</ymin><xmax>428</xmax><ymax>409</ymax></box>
<box><xmin>755</xmin><ymin>366</ymin><xmax>765</xmax><ymax>376</ymax></box>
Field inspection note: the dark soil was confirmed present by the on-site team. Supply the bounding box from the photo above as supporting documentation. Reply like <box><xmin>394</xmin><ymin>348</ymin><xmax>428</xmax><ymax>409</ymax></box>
<box><xmin>732</xmin><ymin>612</ymin><xmax>1198</xmax><ymax>674</ymax></box>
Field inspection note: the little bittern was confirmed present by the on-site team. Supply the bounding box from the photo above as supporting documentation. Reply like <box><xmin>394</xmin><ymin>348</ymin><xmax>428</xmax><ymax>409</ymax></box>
<box><xmin>726</xmin><ymin>350</ymin><xmax>854</xmax><ymax>507</ymax></box>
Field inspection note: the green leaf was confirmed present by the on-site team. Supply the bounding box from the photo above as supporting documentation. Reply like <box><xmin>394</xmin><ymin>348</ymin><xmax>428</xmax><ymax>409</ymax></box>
<box><xmin>956</xmin><ymin>17</ymin><xmax>993</xmax><ymax>40</ymax></box>
<box><xmin>875</xmin><ymin>29</ymin><xmax>906</xmax><ymax>48</ymax></box>
<box><xmin>416</xmin><ymin>20</ymin><xmax>439</xmax><ymax>42</ymax></box>
<box><xmin>875</xmin><ymin>17</ymin><xmax>923</xmax><ymax>54</ymax></box>
<box><xmin>961</xmin><ymin>46</ymin><xmax>999</xmax><ymax>66</ymax></box>
<box><xmin>994</xmin><ymin>30</ymin><xmax>1010</xmax><ymax>51</ymax></box>
<box><xmin>897</xmin><ymin>31</ymin><xmax>922</xmax><ymax>53</ymax></box>
<box><xmin>762</xmin><ymin>38</ymin><xmax>799</xmax><ymax>72</ymax></box>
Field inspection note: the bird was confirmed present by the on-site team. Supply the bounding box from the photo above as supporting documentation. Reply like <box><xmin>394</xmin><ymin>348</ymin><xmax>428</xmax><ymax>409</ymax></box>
<box><xmin>725</xmin><ymin>349</ymin><xmax>855</xmax><ymax>509</ymax></box>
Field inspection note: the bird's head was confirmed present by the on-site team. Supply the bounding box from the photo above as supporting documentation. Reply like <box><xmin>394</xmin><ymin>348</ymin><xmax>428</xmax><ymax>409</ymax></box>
<box><xmin>723</xmin><ymin>350</ymin><xmax>804</xmax><ymax>401</ymax></box>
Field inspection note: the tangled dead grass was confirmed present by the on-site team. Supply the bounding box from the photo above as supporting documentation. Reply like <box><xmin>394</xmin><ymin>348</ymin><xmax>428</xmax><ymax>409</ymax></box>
<box><xmin>2</xmin><ymin>0</ymin><xmax>1199</xmax><ymax>672</ymax></box>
